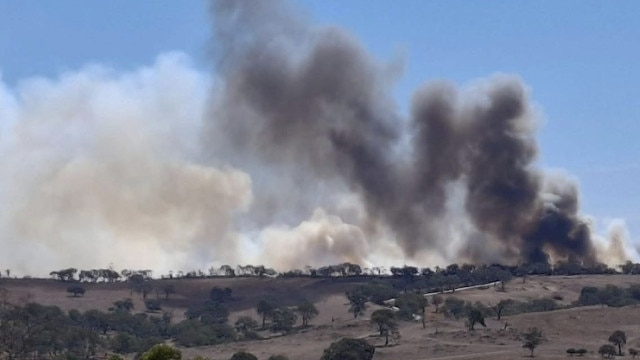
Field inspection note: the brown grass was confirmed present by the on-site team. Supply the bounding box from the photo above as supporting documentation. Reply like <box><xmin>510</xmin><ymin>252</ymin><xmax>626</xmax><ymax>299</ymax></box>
<box><xmin>3</xmin><ymin>275</ymin><xmax>640</xmax><ymax>359</ymax></box>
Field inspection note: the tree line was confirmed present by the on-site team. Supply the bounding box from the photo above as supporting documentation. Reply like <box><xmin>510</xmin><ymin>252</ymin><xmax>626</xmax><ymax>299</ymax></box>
<box><xmin>12</xmin><ymin>259</ymin><xmax>640</xmax><ymax>284</ymax></box>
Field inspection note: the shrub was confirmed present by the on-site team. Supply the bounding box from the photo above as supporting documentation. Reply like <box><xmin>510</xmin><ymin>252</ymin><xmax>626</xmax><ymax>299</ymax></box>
<box><xmin>566</xmin><ymin>348</ymin><xmax>576</xmax><ymax>356</ymax></box>
<box><xmin>229</xmin><ymin>352</ymin><xmax>257</xmax><ymax>360</ymax></box>
<box><xmin>140</xmin><ymin>344</ymin><xmax>181</xmax><ymax>360</ymax></box>
<box><xmin>321</xmin><ymin>338</ymin><xmax>375</xmax><ymax>360</ymax></box>
<box><xmin>145</xmin><ymin>299</ymin><xmax>162</xmax><ymax>312</ymax></box>
<box><xmin>598</xmin><ymin>344</ymin><xmax>616</xmax><ymax>358</ymax></box>
<box><xmin>66</xmin><ymin>286</ymin><xmax>85</xmax><ymax>297</ymax></box>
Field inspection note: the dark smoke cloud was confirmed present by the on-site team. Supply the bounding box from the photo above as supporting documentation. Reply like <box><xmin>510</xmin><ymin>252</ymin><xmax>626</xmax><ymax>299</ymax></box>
<box><xmin>209</xmin><ymin>0</ymin><xmax>620</xmax><ymax>266</ymax></box>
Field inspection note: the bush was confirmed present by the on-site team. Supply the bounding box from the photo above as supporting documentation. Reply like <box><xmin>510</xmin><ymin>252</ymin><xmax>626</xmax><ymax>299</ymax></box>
<box><xmin>229</xmin><ymin>352</ymin><xmax>257</xmax><ymax>360</ymax></box>
<box><xmin>599</xmin><ymin>344</ymin><xmax>616</xmax><ymax>358</ymax></box>
<box><xmin>441</xmin><ymin>297</ymin><xmax>466</xmax><ymax>319</ymax></box>
<box><xmin>321</xmin><ymin>338</ymin><xmax>375</xmax><ymax>360</ymax></box>
<box><xmin>566</xmin><ymin>348</ymin><xmax>576</xmax><ymax>356</ymax></box>
<box><xmin>145</xmin><ymin>299</ymin><xmax>162</xmax><ymax>312</ymax></box>
<box><xmin>575</xmin><ymin>348</ymin><xmax>587</xmax><ymax>356</ymax></box>
<box><xmin>140</xmin><ymin>344</ymin><xmax>181</xmax><ymax>360</ymax></box>
<box><xmin>66</xmin><ymin>286</ymin><xmax>85</xmax><ymax>297</ymax></box>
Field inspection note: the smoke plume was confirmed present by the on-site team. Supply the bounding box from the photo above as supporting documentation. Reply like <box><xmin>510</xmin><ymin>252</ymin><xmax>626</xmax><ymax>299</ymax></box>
<box><xmin>0</xmin><ymin>0</ymin><xmax>635</xmax><ymax>276</ymax></box>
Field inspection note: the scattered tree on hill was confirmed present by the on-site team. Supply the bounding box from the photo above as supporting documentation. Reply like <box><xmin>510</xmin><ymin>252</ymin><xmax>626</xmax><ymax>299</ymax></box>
<box><xmin>234</xmin><ymin>316</ymin><xmax>259</xmax><ymax>340</ymax></box>
<box><xmin>230</xmin><ymin>351</ymin><xmax>258</xmax><ymax>360</ymax></box>
<box><xmin>442</xmin><ymin>297</ymin><xmax>466</xmax><ymax>319</ymax></box>
<box><xmin>271</xmin><ymin>307</ymin><xmax>297</xmax><ymax>333</ymax></box>
<box><xmin>522</xmin><ymin>327</ymin><xmax>544</xmax><ymax>357</ymax></box>
<box><xmin>67</xmin><ymin>285</ymin><xmax>86</xmax><ymax>297</ymax></box>
<box><xmin>629</xmin><ymin>348</ymin><xmax>639</xmax><ymax>358</ymax></box>
<box><xmin>320</xmin><ymin>338</ymin><xmax>375</xmax><ymax>360</ymax></box>
<box><xmin>608</xmin><ymin>330</ymin><xmax>627</xmax><ymax>356</ymax></box>
<box><xmin>145</xmin><ymin>299</ymin><xmax>162</xmax><ymax>312</ymax></box>
<box><xmin>371</xmin><ymin>309</ymin><xmax>398</xmax><ymax>346</ymax></box>
<box><xmin>296</xmin><ymin>301</ymin><xmax>319</xmax><ymax>327</ymax></box>
<box><xmin>599</xmin><ymin>344</ymin><xmax>617</xmax><ymax>358</ymax></box>
<box><xmin>491</xmin><ymin>299</ymin><xmax>514</xmax><ymax>320</ymax></box>
<box><xmin>575</xmin><ymin>348</ymin><xmax>587</xmax><ymax>356</ymax></box>
<box><xmin>346</xmin><ymin>289</ymin><xmax>368</xmax><ymax>319</ymax></box>
<box><xmin>112</xmin><ymin>298</ymin><xmax>134</xmax><ymax>313</ymax></box>
<box><xmin>140</xmin><ymin>344</ymin><xmax>181</xmax><ymax>360</ymax></box>
<box><xmin>162</xmin><ymin>284</ymin><xmax>175</xmax><ymax>300</ymax></box>
<box><xmin>257</xmin><ymin>299</ymin><xmax>276</xmax><ymax>328</ymax></box>
<box><xmin>395</xmin><ymin>293</ymin><xmax>428</xmax><ymax>323</ymax></box>
<box><xmin>431</xmin><ymin>295</ymin><xmax>443</xmax><ymax>313</ymax></box>
<box><xmin>497</xmin><ymin>269</ymin><xmax>512</xmax><ymax>291</ymax></box>
<box><xmin>466</xmin><ymin>309</ymin><xmax>486</xmax><ymax>331</ymax></box>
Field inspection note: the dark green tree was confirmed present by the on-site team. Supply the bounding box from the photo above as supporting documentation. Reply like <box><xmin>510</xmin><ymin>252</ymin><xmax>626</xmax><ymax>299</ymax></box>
<box><xmin>271</xmin><ymin>308</ymin><xmax>297</xmax><ymax>333</ymax></box>
<box><xmin>346</xmin><ymin>290</ymin><xmax>368</xmax><ymax>319</ymax></box>
<box><xmin>467</xmin><ymin>309</ymin><xmax>486</xmax><ymax>331</ymax></box>
<box><xmin>67</xmin><ymin>285</ymin><xmax>86</xmax><ymax>297</ymax></box>
<box><xmin>256</xmin><ymin>299</ymin><xmax>276</xmax><ymax>328</ymax></box>
<box><xmin>370</xmin><ymin>309</ymin><xmax>397</xmax><ymax>346</ymax></box>
<box><xmin>320</xmin><ymin>338</ymin><xmax>375</xmax><ymax>360</ymax></box>
<box><xmin>296</xmin><ymin>301</ymin><xmax>319</xmax><ymax>327</ymax></box>
<box><xmin>230</xmin><ymin>351</ymin><xmax>258</xmax><ymax>360</ymax></box>
<box><xmin>140</xmin><ymin>344</ymin><xmax>181</xmax><ymax>360</ymax></box>
<box><xmin>234</xmin><ymin>316</ymin><xmax>259</xmax><ymax>340</ymax></box>
<box><xmin>522</xmin><ymin>327</ymin><xmax>544</xmax><ymax>357</ymax></box>
<box><xmin>491</xmin><ymin>299</ymin><xmax>514</xmax><ymax>320</ymax></box>
<box><xmin>608</xmin><ymin>330</ymin><xmax>627</xmax><ymax>356</ymax></box>
<box><xmin>599</xmin><ymin>344</ymin><xmax>616</xmax><ymax>358</ymax></box>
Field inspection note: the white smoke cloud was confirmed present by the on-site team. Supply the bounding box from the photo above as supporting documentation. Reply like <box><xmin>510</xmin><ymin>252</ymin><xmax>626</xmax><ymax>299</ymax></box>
<box><xmin>0</xmin><ymin>53</ymin><xmax>253</xmax><ymax>276</ymax></box>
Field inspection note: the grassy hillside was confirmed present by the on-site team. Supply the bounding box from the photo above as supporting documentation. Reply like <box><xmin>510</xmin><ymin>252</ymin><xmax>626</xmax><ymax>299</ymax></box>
<box><xmin>3</xmin><ymin>275</ymin><xmax>640</xmax><ymax>359</ymax></box>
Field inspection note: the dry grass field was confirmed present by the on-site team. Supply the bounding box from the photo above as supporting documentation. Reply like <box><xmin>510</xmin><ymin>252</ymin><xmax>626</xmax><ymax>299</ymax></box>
<box><xmin>3</xmin><ymin>274</ymin><xmax>640</xmax><ymax>359</ymax></box>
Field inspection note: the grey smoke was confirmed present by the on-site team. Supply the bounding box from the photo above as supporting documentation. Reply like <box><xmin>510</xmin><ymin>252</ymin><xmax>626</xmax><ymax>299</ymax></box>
<box><xmin>209</xmin><ymin>0</ymin><xmax>629</xmax><ymax>266</ymax></box>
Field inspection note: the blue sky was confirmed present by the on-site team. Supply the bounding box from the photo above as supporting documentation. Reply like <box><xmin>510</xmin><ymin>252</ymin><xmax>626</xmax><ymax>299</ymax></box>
<box><xmin>1</xmin><ymin>1</ymin><xmax>638</xmax><ymax>240</ymax></box>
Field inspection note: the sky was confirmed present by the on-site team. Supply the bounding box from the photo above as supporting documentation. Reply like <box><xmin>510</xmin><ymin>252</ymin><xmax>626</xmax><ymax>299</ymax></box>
<box><xmin>0</xmin><ymin>1</ymin><xmax>638</xmax><ymax>265</ymax></box>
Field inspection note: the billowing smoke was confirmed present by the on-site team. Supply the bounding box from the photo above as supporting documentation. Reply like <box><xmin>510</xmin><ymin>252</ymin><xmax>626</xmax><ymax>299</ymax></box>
<box><xmin>208</xmin><ymin>0</ymin><xmax>636</xmax><ymax>267</ymax></box>
<box><xmin>0</xmin><ymin>54</ymin><xmax>252</xmax><ymax>275</ymax></box>
<box><xmin>0</xmin><ymin>1</ymin><xmax>635</xmax><ymax>276</ymax></box>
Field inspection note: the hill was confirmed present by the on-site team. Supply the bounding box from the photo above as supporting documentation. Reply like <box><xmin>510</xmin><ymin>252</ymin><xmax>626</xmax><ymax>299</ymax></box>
<box><xmin>3</xmin><ymin>274</ymin><xmax>640</xmax><ymax>359</ymax></box>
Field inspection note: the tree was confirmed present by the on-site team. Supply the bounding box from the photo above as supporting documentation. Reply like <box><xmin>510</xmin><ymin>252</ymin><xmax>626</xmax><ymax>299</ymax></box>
<box><xmin>370</xmin><ymin>309</ymin><xmax>398</xmax><ymax>346</ymax></box>
<box><xmin>629</xmin><ymin>348</ymin><xmax>639</xmax><ymax>359</ymax></box>
<box><xmin>346</xmin><ymin>290</ymin><xmax>368</xmax><ymax>319</ymax></box>
<box><xmin>296</xmin><ymin>301</ymin><xmax>319</xmax><ymax>327</ymax></box>
<box><xmin>522</xmin><ymin>327</ymin><xmax>544</xmax><ymax>357</ymax></box>
<box><xmin>145</xmin><ymin>299</ymin><xmax>162</xmax><ymax>312</ymax></box>
<box><xmin>431</xmin><ymin>295</ymin><xmax>443</xmax><ymax>313</ymax></box>
<box><xmin>491</xmin><ymin>299</ymin><xmax>514</xmax><ymax>320</ymax></box>
<box><xmin>230</xmin><ymin>352</ymin><xmax>257</xmax><ymax>360</ymax></box>
<box><xmin>566</xmin><ymin>348</ymin><xmax>576</xmax><ymax>356</ymax></box>
<box><xmin>235</xmin><ymin>316</ymin><xmax>259</xmax><ymax>340</ymax></box>
<box><xmin>162</xmin><ymin>284</ymin><xmax>176</xmax><ymax>300</ymax></box>
<box><xmin>271</xmin><ymin>307</ymin><xmax>297</xmax><ymax>333</ymax></box>
<box><xmin>599</xmin><ymin>344</ymin><xmax>616</xmax><ymax>358</ymax></box>
<box><xmin>576</xmin><ymin>348</ymin><xmax>587</xmax><ymax>356</ymax></box>
<box><xmin>67</xmin><ymin>285</ymin><xmax>86</xmax><ymax>297</ymax></box>
<box><xmin>140</xmin><ymin>344</ymin><xmax>182</xmax><ymax>360</ymax></box>
<box><xmin>497</xmin><ymin>270</ymin><xmax>512</xmax><ymax>291</ymax></box>
<box><xmin>466</xmin><ymin>309</ymin><xmax>486</xmax><ymax>331</ymax></box>
<box><xmin>608</xmin><ymin>330</ymin><xmax>627</xmax><ymax>356</ymax></box>
<box><xmin>320</xmin><ymin>338</ymin><xmax>375</xmax><ymax>360</ymax></box>
<box><xmin>256</xmin><ymin>299</ymin><xmax>276</xmax><ymax>328</ymax></box>
<box><xmin>112</xmin><ymin>298</ymin><xmax>134</xmax><ymax>313</ymax></box>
